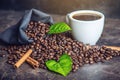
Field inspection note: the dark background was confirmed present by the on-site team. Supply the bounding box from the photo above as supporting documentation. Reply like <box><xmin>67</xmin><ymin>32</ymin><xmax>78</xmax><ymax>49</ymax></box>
<box><xmin>0</xmin><ymin>0</ymin><xmax>120</xmax><ymax>18</ymax></box>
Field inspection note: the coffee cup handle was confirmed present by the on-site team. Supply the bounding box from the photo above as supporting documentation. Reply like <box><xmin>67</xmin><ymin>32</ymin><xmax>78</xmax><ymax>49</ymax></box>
<box><xmin>66</xmin><ymin>14</ymin><xmax>70</xmax><ymax>24</ymax></box>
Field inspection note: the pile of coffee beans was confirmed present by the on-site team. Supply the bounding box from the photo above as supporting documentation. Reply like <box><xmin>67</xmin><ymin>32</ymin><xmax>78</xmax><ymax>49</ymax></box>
<box><xmin>0</xmin><ymin>21</ymin><xmax>120</xmax><ymax>72</ymax></box>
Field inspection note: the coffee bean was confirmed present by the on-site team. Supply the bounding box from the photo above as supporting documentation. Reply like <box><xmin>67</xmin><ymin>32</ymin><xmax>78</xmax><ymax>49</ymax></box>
<box><xmin>2</xmin><ymin>21</ymin><xmax>119</xmax><ymax>72</ymax></box>
<box><xmin>0</xmin><ymin>53</ymin><xmax>5</xmax><ymax>58</ymax></box>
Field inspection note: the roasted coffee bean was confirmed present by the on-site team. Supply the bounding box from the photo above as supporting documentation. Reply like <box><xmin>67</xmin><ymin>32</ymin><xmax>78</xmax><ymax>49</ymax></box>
<box><xmin>0</xmin><ymin>53</ymin><xmax>5</xmax><ymax>57</ymax></box>
<box><xmin>2</xmin><ymin>21</ymin><xmax>119</xmax><ymax>72</ymax></box>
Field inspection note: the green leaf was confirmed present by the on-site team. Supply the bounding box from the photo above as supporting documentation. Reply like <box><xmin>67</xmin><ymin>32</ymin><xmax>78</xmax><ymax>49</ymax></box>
<box><xmin>48</xmin><ymin>22</ymin><xmax>71</xmax><ymax>34</ymax></box>
<box><xmin>46</xmin><ymin>54</ymin><xmax>73</xmax><ymax>76</ymax></box>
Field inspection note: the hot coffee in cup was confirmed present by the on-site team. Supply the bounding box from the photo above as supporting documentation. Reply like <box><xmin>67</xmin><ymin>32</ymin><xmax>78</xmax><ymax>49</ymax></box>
<box><xmin>72</xmin><ymin>13</ymin><xmax>101</xmax><ymax>21</ymax></box>
<box><xmin>66</xmin><ymin>10</ymin><xmax>105</xmax><ymax>45</ymax></box>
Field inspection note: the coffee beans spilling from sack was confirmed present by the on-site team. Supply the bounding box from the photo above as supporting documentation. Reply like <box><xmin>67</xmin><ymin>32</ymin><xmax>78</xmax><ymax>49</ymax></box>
<box><xmin>1</xmin><ymin>21</ymin><xmax>120</xmax><ymax>72</ymax></box>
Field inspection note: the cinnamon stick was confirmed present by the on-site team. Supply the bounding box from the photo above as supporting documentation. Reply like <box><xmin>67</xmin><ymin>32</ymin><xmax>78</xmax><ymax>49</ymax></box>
<box><xmin>105</xmin><ymin>46</ymin><xmax>120</xmax><ymax>51</ymax></box>
<box><xmin>14</xmin><ymin>49</ymin><xmax>32</xmax><ymax>68</ymax></box>
<box><xmin>20</xmin><ymin>54</ymin><xmax>39</xmax><ymax>68</ymax></box>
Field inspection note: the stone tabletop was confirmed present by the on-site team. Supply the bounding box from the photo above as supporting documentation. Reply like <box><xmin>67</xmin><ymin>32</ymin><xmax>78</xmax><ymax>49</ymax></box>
<box><xmin>0</xmin><ymin>11</ymin><xmax>120</xmax><ymax>80</ymax></box>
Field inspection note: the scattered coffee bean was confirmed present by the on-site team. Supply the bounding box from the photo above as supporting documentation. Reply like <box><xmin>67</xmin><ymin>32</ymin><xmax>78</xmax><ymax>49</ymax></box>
<box><xmin>0</xmin><ymin>21</ymin><xmax>119</xmax><ymax>72</ymax></box>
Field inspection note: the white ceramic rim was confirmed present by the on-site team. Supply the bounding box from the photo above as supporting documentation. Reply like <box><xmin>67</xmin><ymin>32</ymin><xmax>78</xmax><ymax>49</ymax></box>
<box><xmin>68</xmin><ymin>10</ymin><xmax>105</xmax><ymax>22</ymax></box>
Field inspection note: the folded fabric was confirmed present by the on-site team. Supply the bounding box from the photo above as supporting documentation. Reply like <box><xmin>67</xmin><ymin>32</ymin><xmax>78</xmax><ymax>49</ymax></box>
<box><xmin>0</xmin><ymin>9</ymin><xmax>53</xmax><ymax>45</ymax></box>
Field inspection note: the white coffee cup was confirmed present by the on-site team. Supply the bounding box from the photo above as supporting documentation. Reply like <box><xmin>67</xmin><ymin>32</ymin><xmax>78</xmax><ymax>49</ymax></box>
<box><xmin>66</xmin><ymin>10</ymin><xmax>105</xmax><ymax>45</ymax></box>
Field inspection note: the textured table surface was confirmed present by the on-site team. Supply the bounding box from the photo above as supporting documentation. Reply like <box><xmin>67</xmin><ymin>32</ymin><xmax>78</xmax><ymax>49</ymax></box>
<box><xmin>0</xmin><ymin>11</ymin><xmax>120</xmax><ymax>80</ymax></box>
